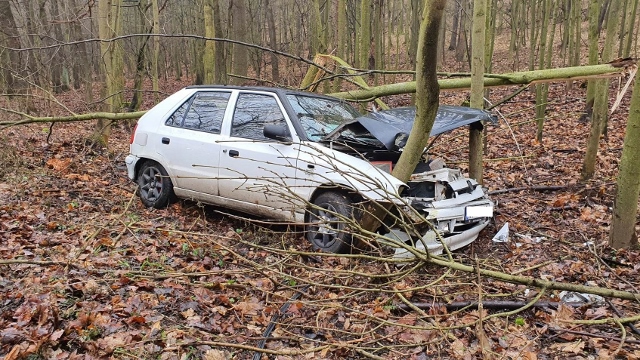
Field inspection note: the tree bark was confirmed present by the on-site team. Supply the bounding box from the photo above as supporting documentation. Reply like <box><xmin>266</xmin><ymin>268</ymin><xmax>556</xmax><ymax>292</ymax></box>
<box><xmin>609</xmin><ymin>67</ymin><xmax>640</xmax><ymax>249</ymax></box>
<box><xmin>391</xmin><ymin>0</ymin><xmax>446</xmax><ymax>182</ymax></box>
<box><xmin>265</xmin><ymin>0</ymin><xmax>279</xmax><ymax>83</ymax></box>
<box><xmin>230</xmin><ymin>0</ymin><xmax>248</xmax><ymax>85</ymax></box>
<box><xmin>358</xmin><ymin>0</ymin><xmax>371</xmax><ymax>70</ymax></box>
<box><xmin>468</xmin><ymin>0</ymin><xmax>487</xmax><ymax>184</ymax></box>
<box><xmin>328</xmin><ymin>63</ymin><xmax>635</xmax><ymax>100</ymax></box>
<box><xmin>581</xmin><ymin>0</ymin><xmax>622</xmax><ymax>180</ymax></box>
<box><xmin>203</xmin><ymin>0</ymin><xmax>216</xmax><ymax>84</ymax></box>
<box><xmin>95</xmin><ymin>0</ymin><xmax>124</xmax><ymax>146</ymax></box>
<box><xmin>583</xmin><ymin>0</ymin><xmax>601</xmax><ymax>122</ymax></box>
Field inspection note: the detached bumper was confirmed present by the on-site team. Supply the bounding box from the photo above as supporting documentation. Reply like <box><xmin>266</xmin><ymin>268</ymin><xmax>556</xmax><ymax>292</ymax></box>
<box><xmin>124</xmin><ymin>155</ymin><xmax>139</xmax><ymax>181</ymax></box>
<box><xmin>384</xmin><ymin>218</ymin><xmax>491</xmax><ymax>259</ymax></box>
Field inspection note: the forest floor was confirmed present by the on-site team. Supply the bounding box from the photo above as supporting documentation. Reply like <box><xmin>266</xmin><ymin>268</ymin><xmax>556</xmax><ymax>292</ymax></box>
<box><xmin>2</xmin><ymin>64</ymin><xmax>640</xmax><ymax>359</ymax></box>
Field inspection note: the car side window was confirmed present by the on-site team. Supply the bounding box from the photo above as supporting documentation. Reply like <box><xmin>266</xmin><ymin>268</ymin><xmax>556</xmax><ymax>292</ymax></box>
<box><xmin>183</xmin><ymin>92</ymin><xmax>230</xmax><ymax>133</ymax></box>
<box><xmin>165</xmin><ymin>91</ymin><xmax>230</xmax><ymax>133</ymax></box>
<box><xmin>165</xmin><ymin>99</ymin><xmax>189</xmax><ymax>127</ymax></box>
<box><xmin>231</xmin><ymin>93</ymin><xmax>287</xmax><ymax>141</ymax></box>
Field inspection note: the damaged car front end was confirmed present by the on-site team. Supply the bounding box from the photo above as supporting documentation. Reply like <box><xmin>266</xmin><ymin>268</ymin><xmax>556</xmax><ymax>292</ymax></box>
<box><xmin>319</xmin><ymin>105</ymin><xmax>496</xmax><ymax>257</ymax></box>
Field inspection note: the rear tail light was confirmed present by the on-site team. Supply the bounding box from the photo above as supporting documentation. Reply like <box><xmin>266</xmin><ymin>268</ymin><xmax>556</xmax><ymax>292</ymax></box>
<box><xmin>129</xmin><ymin>123</ymin><xmax>138</xmax><ymax>144</ymax></box>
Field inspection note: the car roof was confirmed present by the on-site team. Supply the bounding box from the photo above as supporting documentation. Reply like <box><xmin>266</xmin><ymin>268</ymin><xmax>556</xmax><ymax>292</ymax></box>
<box><xmin>184</xmin><ymin>85</ymin><xmax>343</xmax><ymax>102</ymax></box>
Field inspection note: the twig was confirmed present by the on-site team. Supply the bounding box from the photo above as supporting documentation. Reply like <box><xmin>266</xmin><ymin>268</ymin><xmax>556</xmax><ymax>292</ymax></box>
<box><xmin>546</xmin><ymin>326</ymin><xmax>640</xmax><ymax>344</ymax></box>
<box><xmin>393</xmin><ymin>300</ymin><xmax>584</xmax><ymax>313</ymax></box>
<box><xmin>253</xmin><ymin>285</ymin><xmax>311</xmax><ymax>360</ymax></box>
<box><xmin>488</xmin><ymin>185</ymin><xmax>573</xmax><ymax>195</ymax></box>
<box><xmin>606</xmin><ymin>299</ymin><xmax>640</xmax><ymax>336</ymax></box>
<box><xmin>0</xmin><ymin>259</ymin><xmax>81</xmax><ymax>268</ymax></box>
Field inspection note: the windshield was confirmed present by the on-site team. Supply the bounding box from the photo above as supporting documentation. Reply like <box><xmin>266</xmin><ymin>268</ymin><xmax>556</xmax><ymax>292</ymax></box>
<box><xmin>286</xmin><ymin>94</ymin><xmax>361</xmax><ymax>141</ymax></box>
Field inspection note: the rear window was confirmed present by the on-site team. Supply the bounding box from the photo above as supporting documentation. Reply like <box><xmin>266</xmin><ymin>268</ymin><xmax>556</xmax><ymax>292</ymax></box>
<box><xmin>165</xmin><ymin>91</ymin><xmax>231</xmax><ymax>134</ymax></box>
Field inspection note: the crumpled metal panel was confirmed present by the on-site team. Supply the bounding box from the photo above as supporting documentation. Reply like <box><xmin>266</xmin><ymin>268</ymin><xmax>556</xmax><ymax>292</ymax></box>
<box><xmin>329</xmin><ymin>105</ymin><xmax>496</xmax><ymax>150</ymax></box>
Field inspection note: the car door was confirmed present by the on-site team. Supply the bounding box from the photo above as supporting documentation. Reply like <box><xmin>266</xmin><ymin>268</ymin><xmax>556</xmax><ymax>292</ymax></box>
<box><xmin>217</xmin><ymin>91</ymin><xmax>302</xmax><ymax>220</ymax></box>
<box><xmin>157</xmin><ymin>91</ymin><xmax>232</xmax><ymax>198</ymax></box>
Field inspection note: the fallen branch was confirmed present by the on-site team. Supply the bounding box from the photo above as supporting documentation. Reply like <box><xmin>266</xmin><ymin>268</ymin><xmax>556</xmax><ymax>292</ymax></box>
<box><xmin>392</xmin><ymin>300</ymin><xmax>581</xmax><ymax>313</ymax></box>
<box><xmin>0</xmin><ymin>259</ymin><xmax>81</xmax><ymax>268</ymax></box>
<box><xmin>488</xmin><ymin>185</ymin><xmax>572</xmax><ymax>195</ymax></box>
<box><xmin>329</xmin><ymin>61</ymin><xmax>637</xmax><ymax>100</ymax></box>
<box><xmin>0</xmin><ymin>110</ymin><xmax>146</xmax><ymax>128</ymax></box>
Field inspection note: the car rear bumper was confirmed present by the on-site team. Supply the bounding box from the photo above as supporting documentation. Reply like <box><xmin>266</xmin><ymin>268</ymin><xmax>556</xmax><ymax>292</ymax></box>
<box><xmin>125</xmin><ymin>154</ymin><xmax>139</xmax><ymax>181</ymax></box>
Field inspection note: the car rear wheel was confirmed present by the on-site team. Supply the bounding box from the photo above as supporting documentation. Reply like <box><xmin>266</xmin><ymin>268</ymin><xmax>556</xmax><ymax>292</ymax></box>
<box><xmin>137</xmin><ymin>161</ymin><xmax>174</xmax><ymax>208</ymax></box>
<box><xmin>306</xmin><ymin>191</ymin><xmax>355</xmax><ymax>253</ymax></box>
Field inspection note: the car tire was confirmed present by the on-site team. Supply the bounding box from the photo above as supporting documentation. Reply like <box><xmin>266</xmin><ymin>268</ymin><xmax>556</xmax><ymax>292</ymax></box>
<box><xmin>137</xmin><ymin>161</ymin><xmax>175</xmax><ymax>209</ymax></box>
<box><xmin>306</xmin><ymin>191</ymin><xmax>356</xmax><ymax>253</ymax></box>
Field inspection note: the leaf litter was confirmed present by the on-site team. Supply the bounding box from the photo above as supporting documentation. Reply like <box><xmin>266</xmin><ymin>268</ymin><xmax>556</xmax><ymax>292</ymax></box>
<box><xmin>1</xmin><ymin>80</ymin><xmax>640</xmax><ymax>359</ymax></box>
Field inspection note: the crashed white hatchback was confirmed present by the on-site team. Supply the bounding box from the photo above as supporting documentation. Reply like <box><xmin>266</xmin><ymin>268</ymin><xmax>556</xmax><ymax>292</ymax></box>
<box><xmin>125</xmin><ymin>86</ymin><xmax>494</xmax><ymax>256</ymax></box>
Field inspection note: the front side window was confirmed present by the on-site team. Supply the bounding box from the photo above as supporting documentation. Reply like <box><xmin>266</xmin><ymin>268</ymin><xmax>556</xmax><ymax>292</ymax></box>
<box><xmin>231</xmin><ymin>93</ymin><xmax>288</xmax><ymax>141</ymax></box>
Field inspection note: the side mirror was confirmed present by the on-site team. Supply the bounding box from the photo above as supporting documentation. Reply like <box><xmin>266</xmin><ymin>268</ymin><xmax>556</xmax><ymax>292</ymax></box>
<box><xmin>263</xmin><ymin>124</ymin><xmax>292</xmax><ymax>143</ymax></box>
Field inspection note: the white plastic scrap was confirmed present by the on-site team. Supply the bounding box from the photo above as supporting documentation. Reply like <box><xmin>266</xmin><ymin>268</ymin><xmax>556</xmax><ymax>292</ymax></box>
<box><xmin>492</xmin><ymin>222</ymin><xmax>509</xmax><ymax>243</ymax></box>
<box><xmin>559</xmin><ymin>291</ymin><xmax>605</xmax><ymax>305</ymax></box>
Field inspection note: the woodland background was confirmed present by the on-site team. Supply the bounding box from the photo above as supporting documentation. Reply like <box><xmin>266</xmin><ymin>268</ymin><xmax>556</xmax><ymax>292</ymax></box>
<box><xmin>2</xmin><ymin>0</ymin><xmax>640</xmax><ymax>359</ymax></box>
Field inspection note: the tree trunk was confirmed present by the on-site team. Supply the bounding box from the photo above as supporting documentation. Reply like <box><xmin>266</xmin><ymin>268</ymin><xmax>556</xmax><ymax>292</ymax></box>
<box><xmin>623</xmin><ymin>0</ymin><xmax>639</xmax><ymax>57</ymax></box>
<box><xmin>0</xmin><ymin>0</ymin><xmax>19</xmax><ymax>93</ymax></box>
<box><xmin>230</xmin><ymin>0</ymin><xmax>248</xmax><ymax>85</ymax></box>
<box><xmin>203</xmin><ymin>0</ymin><xmax>216</xmax><ymax>84</ymax></box>
<box><xmin>408</xmin><ymin>0</ymin><xmax>421</xmax><ymax>66</ymax></box>
<box><xmin>151</xmin><ymin>0</ymin><xmax>160</xmax><ymax>99</ymax></box>
<box><xmin>468</xmin><ymin>0</ymin><xmax>487</xmax><ymax>184</ymax></box>
<box><xmin>391</xmin><ymin>0</ymin><xmax>446</xmax><ymax>182</ymax></box>
<box><xmin>449</xmin><ymin>0</ymin><xmax>460</xmax><ymax>50</ymax></box>
<box><xmin>535</xmin><ymin>0</ymin><xmax>554</xmax><ymax>142</ymax></box>
<box><xmin>581</xmin><ymin>0</ymin><xmax>622</xmax><ymax>180</ymax></box>
<box><xmin>265</xmin><ymin>0</ymin><xmax>279</xmax><ymax>83</ymax></box>
<box><xmin>212</xmin><ymin>0</ymin><xmax>226</xmax><ymax>84</ymax></box>
<box><xmin>609</xmin><ymin>68</ymin><xmax>640</xmax><ymax>249</ymax></box>
<box><xmin>583</xmin><ymin>0</ymin><xmax>601</xmax><ymax>121</ymax></box>
<box><xmin>358</xmin><ymin>0</ymin><xmax>371</xmax><ymax>70</ymax></box>
<box><xmin>95</xmin><ymin>0</ymin><xmax>124</xmax><ymax>146</ymax></box>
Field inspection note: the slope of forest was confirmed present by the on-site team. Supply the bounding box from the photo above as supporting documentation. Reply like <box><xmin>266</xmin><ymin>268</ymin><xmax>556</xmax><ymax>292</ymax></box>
<box><xmin>2</xmin><ymin>0</ymin><xmax>640</xmax><ymax>359</ymax></box>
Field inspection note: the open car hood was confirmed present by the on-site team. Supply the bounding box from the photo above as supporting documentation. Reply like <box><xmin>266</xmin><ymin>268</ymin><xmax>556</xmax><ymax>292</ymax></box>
<box><xmin>325</xmin><ymin>105</ymin><xmax>496</xmax><ymax>150</ymax></box>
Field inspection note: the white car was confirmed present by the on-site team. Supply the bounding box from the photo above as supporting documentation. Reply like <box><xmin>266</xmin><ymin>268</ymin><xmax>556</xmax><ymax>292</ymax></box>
<box><xmin>125</xmin><ymin>86</ymin><xmax>494</xmax><ymax>255</ymax></box>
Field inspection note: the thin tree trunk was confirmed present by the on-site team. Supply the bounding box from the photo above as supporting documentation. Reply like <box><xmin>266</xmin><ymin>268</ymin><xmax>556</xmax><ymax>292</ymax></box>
<box><xmin>230</xmin><ymin>0</ymin><xmax>248</xmax><ymax>85</ymax></box>
<box><xmin>151</xmin><ymin>0</ymin><xmax>160</xmax><ymax>100</ymax></box>
<box><xmin>203</xmin><ymin>0</ymin><xmax>216</xmax><ymax>84</ymax></box>
<box><xmin>449</xmin><ymin>0</ymin><xmax>460</xmax><ymax>50</ymax></box>
<box><xmin>583</xmin><ymin>0</ymin><xmax>601</xmax><ymax>122</ymax></box>
<box><xmin>624</xmin><ymin>0</ymin><xmax>639</xmax><ymax>57</ymax></box>
<box><xmin>609</xmin><ymin>67</ymin><xmax>640</xmax><ymax>249</ymax></box>
<box><xmin>392</xmin><ymin>0</ymin><xmax>446</xmax><ymax>182</ymax></box>
<box><xmin>265</xmin><ymin>0</ymin><xmax>279</xmax><ymax>83</ymax></box>
<box><xmin>213</xmin><ymin>0</ymin><xmax>225</xmax><ymax>84</ymax></box>
<box><xmin>535</xmin><ymin>0</ymin><xmax>554</xmax><ymax>142</ymax></box>
<box><xmin>358</xmin><ymin>0</ymin><xmax>371</xmax><ymax>70</ymax></box>
<box><xmin>468</xmin><ymin>0</ymin><xmax>487</xmax><ymax>184</ymax></box>
<box><xmin>582</xmin><ymin>0</ymin><xmax>623</xmax><ymax>180</ymax></box>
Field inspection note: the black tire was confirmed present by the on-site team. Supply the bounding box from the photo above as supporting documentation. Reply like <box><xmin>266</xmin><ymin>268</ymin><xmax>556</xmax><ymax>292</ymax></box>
<box><xmin>306</xmin><ymin>191</ymin><xmax>355</xmax><ymax>253</ymax></box>
<box><xmin>137</xmin><ymin>161</ymin><xmax>174</xmax><ymax>209</ymax></box>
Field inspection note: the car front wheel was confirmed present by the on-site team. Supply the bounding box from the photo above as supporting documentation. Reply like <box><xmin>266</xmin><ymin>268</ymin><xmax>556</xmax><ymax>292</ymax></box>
<box><xmin>306</xmin><ymin>191</ymin><xmax>356</xmax><ymax>253</ymax></box>
<box><xmin>137</xmin><ymin>161</ymin><xmax>174</xmax><ymax>208</ymax></box>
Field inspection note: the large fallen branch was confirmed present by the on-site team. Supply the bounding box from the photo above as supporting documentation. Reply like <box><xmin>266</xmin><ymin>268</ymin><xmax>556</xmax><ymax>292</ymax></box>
<box><xmin>0</xmin><ymin>110</ymin><xmax>146</xmax><ymax>128</ymax></box>
<box><xmin>1</xmin><ymin>62</ymin><xmax>634</xmax><ymax>128</ymax></box>
<box><xmin>328</xmin><ymin>61</ymin><xmax>636</xmax><ymax>101</ymax></box>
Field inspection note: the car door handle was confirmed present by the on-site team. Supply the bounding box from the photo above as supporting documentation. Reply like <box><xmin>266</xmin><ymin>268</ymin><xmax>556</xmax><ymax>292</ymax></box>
<box><xmin>228</xmin><ymin>150</ymin><xmax>239</xmax><ymax>157</ymax></box>
<box><xmin>161</xmin><ymin>137</ymin><xmax>170</xmax><ymax>144</ymax></box>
